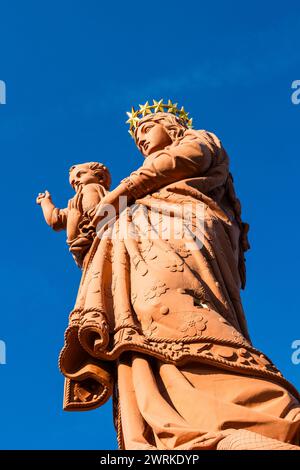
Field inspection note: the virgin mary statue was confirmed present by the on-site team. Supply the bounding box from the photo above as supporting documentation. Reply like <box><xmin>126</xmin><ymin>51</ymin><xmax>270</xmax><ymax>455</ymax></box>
<box><xmin>59</xmin><ymin>100</ymin><xmax>300</xmax><ymax>450</ymax></box>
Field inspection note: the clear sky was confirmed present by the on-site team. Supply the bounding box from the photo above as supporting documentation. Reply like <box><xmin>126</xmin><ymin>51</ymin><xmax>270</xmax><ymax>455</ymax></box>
<box><xmin>0</xmin><ymin>0</ymin><xmax>299</xmax><ymax>450</ymax></box>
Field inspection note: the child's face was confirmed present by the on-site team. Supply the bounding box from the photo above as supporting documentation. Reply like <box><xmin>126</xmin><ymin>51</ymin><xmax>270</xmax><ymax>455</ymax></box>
<box><xmin>69</xmin><ymin>164</ymin><xmax>100</xmax><ymax>191</ymax></box>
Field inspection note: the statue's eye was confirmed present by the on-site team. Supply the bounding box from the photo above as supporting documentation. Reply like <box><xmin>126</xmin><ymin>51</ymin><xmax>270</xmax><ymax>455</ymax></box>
<box><xmin>144</xmin><ymin>126</ymin><xmax>152</xmax><ymax>133</ymax></box>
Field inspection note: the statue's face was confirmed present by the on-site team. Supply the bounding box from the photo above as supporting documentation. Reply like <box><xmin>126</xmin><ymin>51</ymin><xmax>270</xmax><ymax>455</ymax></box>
<box><xmin>69</xmin><ymin>164</ymin><xmax>100</xmax><ymax>191</ymax></box>
<box><xmin>135</xmin><ymin>120</ymin><xmax>172</xmax><ymax>157</ymax></box>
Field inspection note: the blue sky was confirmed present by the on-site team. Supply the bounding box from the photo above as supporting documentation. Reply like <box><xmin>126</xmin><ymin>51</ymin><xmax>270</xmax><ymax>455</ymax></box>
<box><xmin>0</xmin><ymin>0</ymin><xmax>299</xmax><ymax>450</ymax></box>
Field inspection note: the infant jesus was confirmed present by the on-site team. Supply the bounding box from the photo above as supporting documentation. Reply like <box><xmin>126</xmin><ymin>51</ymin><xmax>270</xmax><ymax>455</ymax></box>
<box><xmin>36</xmin><ymin>162</ymin><xmax>111</xmax><ymax>267</ymax></box>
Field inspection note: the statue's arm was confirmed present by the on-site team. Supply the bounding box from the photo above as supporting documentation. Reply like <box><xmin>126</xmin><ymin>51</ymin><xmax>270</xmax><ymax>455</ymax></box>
<box><xmin>90</xmin><ymin>131</ymin><xmax>219</xmax><ymax>228</ymax></box>
<box><xmin>120</xmin><ymin>130</ymin><xmax>216</xmax><ymax>200</ymax></box>
<box><xmin>50</xmin><ymin>207</ymin><xmax>68</xmax><ymax>231</ymax></box>
<box><xmin>36</xmin><ymin>191</ymin><xmax>68</xmax><ymax>231</ymax></box>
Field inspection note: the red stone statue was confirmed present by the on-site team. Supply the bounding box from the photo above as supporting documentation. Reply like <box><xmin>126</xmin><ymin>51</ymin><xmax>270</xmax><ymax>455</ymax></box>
<box><xmin>37</xmin><ymin>100</ymin><xmax>300</xmax><ymax>450</ymax></box>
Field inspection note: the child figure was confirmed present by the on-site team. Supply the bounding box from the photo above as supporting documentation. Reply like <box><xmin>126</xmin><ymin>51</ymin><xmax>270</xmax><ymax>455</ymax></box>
<box><xmin>36</xmin><ymin>162</ymin><xmax>111</xmax><ymax>267</ymax></box>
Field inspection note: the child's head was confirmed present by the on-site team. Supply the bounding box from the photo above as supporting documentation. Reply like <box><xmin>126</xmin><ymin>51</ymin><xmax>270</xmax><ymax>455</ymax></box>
<box><xmin>69</xmin><ymin>162</ymin><xmax>111</xmax><ymax>191</ymax></box>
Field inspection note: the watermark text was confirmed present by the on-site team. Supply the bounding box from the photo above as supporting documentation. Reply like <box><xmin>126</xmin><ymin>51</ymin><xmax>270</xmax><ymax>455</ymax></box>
<box><xmin>291</xmin><ymin>80</ymin><xmax>300</xmax><ymax>105</ymax></box>
<box><xmin>291</xmin><ymin>340</ymin><xmax>300</xmax><ymax>365</ymax></box>
<box><xmin>0</xmin><ymin>80</ymin><xmax>6</xmax><ymax>105</ymax></box>
<box><xmin>0</xmin><ymin>340</ymin><xmax>6</xmax><ymax>365</ymax></box>
<box><xmin>93</xmin><ymin>198</ymin><xmax>205</xmax><ymax>250</ymax></box>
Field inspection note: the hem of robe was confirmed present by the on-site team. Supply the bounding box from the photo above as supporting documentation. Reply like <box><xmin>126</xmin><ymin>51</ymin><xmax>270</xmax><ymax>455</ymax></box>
<box><xmin>115</xmin><ymin>352</ymin><xmax>300</xmax><ymax>450</ymax></box>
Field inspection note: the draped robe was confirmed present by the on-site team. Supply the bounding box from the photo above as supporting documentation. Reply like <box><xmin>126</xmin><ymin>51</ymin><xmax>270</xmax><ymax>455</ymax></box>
<box><xmin>59</xmin><ymin>129</ymin><xmax>300</xmax><ymax>449</ymax></box>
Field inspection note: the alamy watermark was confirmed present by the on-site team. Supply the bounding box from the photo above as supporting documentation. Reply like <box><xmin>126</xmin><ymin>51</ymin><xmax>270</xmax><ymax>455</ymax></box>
<box><xmin>0</xmin><ymin>80</ymin><xmax>6</xmax><ymax>105</ymax></box>
<box><xmin>291</xmin><ymin>340</ymin><xmax>300</xmax><ymax>365</ymax></box>
<box><xmin>0</xmin><ymin>340</ymin><xmax>6</xmax><ymax>365</ymax></box>
<box><xmin>291</xmin><ymin>80</ymin><xmax>300</xmax><ymax>105</ymax></box>
<box><xmin>93</xmin><ymin>197</ymin><xmax>205</xmax><ymax>250</ymax></box>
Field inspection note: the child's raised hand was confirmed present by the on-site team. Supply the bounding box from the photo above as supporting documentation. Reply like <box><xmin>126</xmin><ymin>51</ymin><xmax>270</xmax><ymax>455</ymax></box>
<box><xmin>36</xmin><ymin>190</ymin><xmax>52</xmax><ymax>205</ymax></box>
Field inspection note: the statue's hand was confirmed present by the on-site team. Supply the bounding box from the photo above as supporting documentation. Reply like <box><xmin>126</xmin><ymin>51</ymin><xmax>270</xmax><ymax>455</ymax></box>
<box><xmin>68</xmin><ymin>188</ymin><xmax>83</xmax><ymax>214</ymax></box>
<box><xmin>36</xmin><ymin>190</ymin><xmax>52</xmax><ymax>205</ymax></box>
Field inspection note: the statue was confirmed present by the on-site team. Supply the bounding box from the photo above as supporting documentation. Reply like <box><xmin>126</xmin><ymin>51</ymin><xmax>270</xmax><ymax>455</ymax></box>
<box><xmin>37</xmin><ymin>162</ymin><xmax>111</xmax><ymax>267</ymax></box>
<box><xmin>37</xmin><ymin>100</ymin><xmax>300</xmax><ymax>450</ymax></box>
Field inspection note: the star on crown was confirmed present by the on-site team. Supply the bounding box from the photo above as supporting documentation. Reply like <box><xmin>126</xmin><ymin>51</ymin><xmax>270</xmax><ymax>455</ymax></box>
<box><xmin>126</xmin><ymin>99</ymin><xmax>193</xmax><ymax>137</ymax></box>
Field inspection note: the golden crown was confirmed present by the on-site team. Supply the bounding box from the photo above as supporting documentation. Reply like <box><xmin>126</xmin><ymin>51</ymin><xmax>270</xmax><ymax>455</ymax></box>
<box><xmin>126</xmin><ymin>99</ymin><xmax>193</xmax><ymax>137</ymax></box>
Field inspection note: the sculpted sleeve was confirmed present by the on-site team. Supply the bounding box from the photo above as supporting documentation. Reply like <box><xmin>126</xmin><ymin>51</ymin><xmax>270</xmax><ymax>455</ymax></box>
<box><xmin>50</xmin><ymin>207</ymin><xmax>68</xmax><ymax>231</ymax></box>
<box><xmin>121</xmin><ymin>130</ymin><xmax>219</xmax><ymax>200</ymax></box>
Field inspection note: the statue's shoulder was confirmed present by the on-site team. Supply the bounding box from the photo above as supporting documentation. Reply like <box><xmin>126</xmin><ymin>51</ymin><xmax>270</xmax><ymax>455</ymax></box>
<box><xmin>199</xmin><ymin>129</ymin><xmax>222</xmax><ymax>146</ymax></box>
<box><xmin>181</xmin><ymin>129</ymin><xmax>223</xmax><ymax>152</ymax></box>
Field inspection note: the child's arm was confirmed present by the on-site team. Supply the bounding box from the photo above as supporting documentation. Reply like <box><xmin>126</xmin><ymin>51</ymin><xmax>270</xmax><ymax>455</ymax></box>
<box><xmin>36</xmin><ymin>190</ymin><xmax>68</xmax><ymax>231</ymax></box>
